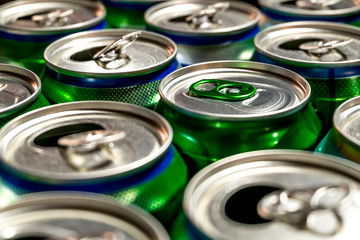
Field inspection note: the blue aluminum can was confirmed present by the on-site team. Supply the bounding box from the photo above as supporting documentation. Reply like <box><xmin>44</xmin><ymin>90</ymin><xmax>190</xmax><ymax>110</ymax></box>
<box><xmin>145</xmin><ymin>1</ymin><xmax>261</xmax><ymax>66</ymax></box>
<box><xmin>0</xmin><ymin>0</ymin><xmax>106</xmax><ymax>75</ymax></box>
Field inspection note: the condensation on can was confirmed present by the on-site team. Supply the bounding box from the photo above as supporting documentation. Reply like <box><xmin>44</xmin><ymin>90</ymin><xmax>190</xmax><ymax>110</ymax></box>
<box><xmin>0</xmin><ymin>101</ymin><xmax>188</xmax><ymax>228</ymax></box>
<box><xmin>145</xmin><ymin>0</ymin><xmax>261</xmax><ymax>66</ymax></box>
<box><xmin>177</xmin><ymin>150</ymin><xmax>360</xmax><ymax>240</ymax></box>
<box><xmin>0</xmin><ymin>0</ymin><xmax>106</xmax><ymax>75</ymax></box>
<box><xmin>0</xmin><ymin>63</ymin><xmax>50</xmax><ymax>129</ymax></box>
<box><xmin>42</xmin><ymin>29</ymin><xmax>178</xmax><ymax>109</ymax></box>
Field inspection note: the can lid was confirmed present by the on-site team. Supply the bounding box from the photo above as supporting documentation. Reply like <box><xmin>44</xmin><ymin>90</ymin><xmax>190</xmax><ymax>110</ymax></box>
<box><xmin>0</xmin><ymin>0</ymin><xmax>105</xmax><ymax>35</ymax></box>
<box><xmin>159</xmin><ymin>61</ymin><xmax>310</xmax><ymax>120</ymax></box>
<box><xmin>184</xmin><ymin>150</ymin><xmax>360</xmax><ymax>239</ymax></box>
<box><xmin>255</xmin><ymin>21</ymin><xmax>360</xmax><ymax>67</ymax></box>
<box><xmin>259</xmin><ymin>0</ymin><xmax>360</xmax><ymax>18</ymax></box>
<box><xmin>0</xmin><ymin>64</ymin><xmax>41</xmax><ymax>118</ymax></box>
<box><xmin>44</xmin><ymin>29</ymin><xmax>177</xmax><ymax>78</ymax></box>
<box><xmin>333</xmin><ymin>96</ymin><xmax>360</xmax><ymax>151</ymax></box>
<box><xmin>0</xmin><ymin>101</ymin><xmax>172</xmax><ymax>182</ymax></box>
<box><xmin>145</xmin><ymin>0</ymin><xmax>260</xmax><ymax>36</ymax></box>
<box><xmin>0</xmin><ymin>192</ymin><xmax>169</xmax><ymax>240</ymax></box>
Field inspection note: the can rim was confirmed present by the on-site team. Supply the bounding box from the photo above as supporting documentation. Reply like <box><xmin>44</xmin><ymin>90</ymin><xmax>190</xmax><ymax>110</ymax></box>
<box><xmin>0</xmin><ymin>64</ymin><xmax>41</xmax><ymax>118</ymax></box>
<box><xmin>333</xmin><ymin>96</ymin><xmax>360</xmax><ymax>151</ymax></box>
<box><xmin>0</xmin><ymin>192</ymin><xmax>170</xmax><ymax>240</ymax></box>
<box><xmin>255</xmin><ymin>21</ymin><xmax>360</xmax><ymax>68</ymax></box>
<box><xmin>144</xmin><ymin>0</ymin><xmax>261</xmax><ymax>37</ymax></box>
<box><xmin>258</xmin><ymin>0</ymin><xmax>360</xmax><ymax>18</ymax></box>
<box><xmin>0</xmin><ymin>101</ymin><xmax>173</xmax><ymax>182</ymax></box>
<box><xmin>158</xmin><ymin>60</ymin><xmax>311</xmax><ymax>120</ymax></box>
<box><xmin>44</xmin><ymin>29</ymin><xmax>177</xmax><ymax>78</ymax></box>
<box><xmin>0</xmin><ymin>0</ymin><xmax>106</xmax><ymax>35</ymax></box>
<box><xmin>183</xmin><ymin>149</ymin><xmax>360</xmax><ymax>239</ymax></box>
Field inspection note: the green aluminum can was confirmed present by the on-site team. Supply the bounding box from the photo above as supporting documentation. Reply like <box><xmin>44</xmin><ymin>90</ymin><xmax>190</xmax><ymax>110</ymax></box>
<box><xmin>0</xmin><ymin>0</ymin><xmax>106</xmax><ymax>76</ymax></box>
<box><xmin>0</xmin><ymin>101</ymin><xmax>188</xmax><ymax>229</ymax></box>
<box><xmin>0</xmin><ymin>64</ymin><xmax>50</xmax><ymax>128</ymax></box>
<box><xmin>42</xmin><ymin>29</ymin><xmax>178</xmax><ymax>109</ymax></box>
<box><xmin>255</xmin><ymin>21</ymin><xmax>360</xmax><ymax>133</ymax></box>
<box><xmin>155</xmin><ymin>61</ymin><xmax>322</xmax><ymax>174</ymax></box>
<box><xmin>102</xmin><ymin>0</ymin><xmax>166</xmax><ymax>29</ymax></box>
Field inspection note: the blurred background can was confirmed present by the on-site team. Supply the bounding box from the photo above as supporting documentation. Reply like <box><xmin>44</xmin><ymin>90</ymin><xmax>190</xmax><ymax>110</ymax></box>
<box><xmin>255</xmin><ymin>21</ymin><xmax>360</xmax><ymax>133</ymax></box>
<box><xmin>258</xmin><ymin>0</ymin><xmax>360</xmax><ymax>28</ymax></box>
<box><xmin>172</xmin><ymin>150</ymin><xmax>360</xmax><ymax>239</ymax></box>
<box><xmin>315</xmin><ymin>96</ymin><xmax>360</xmax><ymax>163</ymax></box>
<box><xmin>145</xmin><ymin>0</ymin><xmax>261</xmax><ymax>66</ymax></box>
<box><xmin>0</xmin><ymin>0</ymin><xmax>106</xmax><ymax>75</ymax></box>
<box><xmin>102</xmin><ymin>0</ymin><xmax>166</xmax><ymax>29</ymax></box>
<box><xmin>42</xmin><ymin>29</ymin><xmax>178</xmax><ymax>109</ymax></box>
<box><xmin>155</xmin><ymin>61</ymin><xmax>322</xmax><ymax>174</ymax></box>
<box><xmin>0</xmin><ymin>64</ymin><xmax>49</xmax><ymax>128</ymax></box>
<box><xmin>0</xmin><ymin>101</ymin><xmax>188</xmax><ymax>229</ymax></box>
<box><xmin>0</xmin><ymin>192</ymin><xmax>170</xmax><ymax>240</ymax></box>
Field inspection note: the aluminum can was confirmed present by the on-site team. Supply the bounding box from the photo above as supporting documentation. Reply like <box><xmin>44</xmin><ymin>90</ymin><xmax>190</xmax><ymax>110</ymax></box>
<box><xmin>0</xmin><ymin>101</ymin><xmax>188</xmax><ymax>228</ymax></box>
<box><xmin>258</xmin><ymin>0</ymin><xmax>360</xmax><ymax>28</ymax></box>
<box><xmin>255</xmin><ymin>21</ymin><xmax>360</xmax><ymax>133</ymax></box>
<box><xmin>315</xmin><ymin>96</ymin><xmax>360</xmax><ymax>163</ymax></box>
<box><xmin>0</xmin><ymin>64</ymin><xmax>50</xmax><ymax>128</ymax></box>
<box><xmin>102</xmin><ymin>0</ymin><xmax>166</xmax><ymax>29</ymax></box>
<box><xmin>145</xmin><ymin>1</ymin><xmax>261</xmax><ymax>66</ymax></box>
<box><xmin>0</xmin><ymin>0</ymin><xmax>106</xmax><ymax>76</ymax></box>
<box><xmin>42</xmin><ymin>29</ymin><xmax>178</xmax><ymax>109</ymax></box>
<box><xmin>155</xmin><ymin>61</ymin><xmax>322</xmax><ymax>174</ymax></box>
<box><xmin>172</xmin><ymin>150</ymin><xmax>360</xmax><ymax>240</ymax></box>
<box><xmin>0</xmin><ymin>192</ymin><xmax>170</xmax><ymax>240</ymax></box>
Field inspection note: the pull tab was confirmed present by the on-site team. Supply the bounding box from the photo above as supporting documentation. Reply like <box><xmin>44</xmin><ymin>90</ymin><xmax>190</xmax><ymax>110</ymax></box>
<box><xmin>93</xmin><ymin>31</ymin><xmax>141</xmax><ymax>69</ymax></box>
<box><xmin>299</xmin><ymin>39</ymin><xmax>352</xmax><ymax>62</ymax></box>
<box><xmin>258</xmin><ymin>185</ymin><xmax>349</xmax><ymax>236</ymax></box>
<box><xmin>295</xmin><ymin>0</ymin><xmax>342</xmax><ymax>10</ymax></box>
<box><xmin>31</xmin><ymin>8</ymin><xmax>74</xmax><ymax>27</ymax></box>
<box><xmin>0</xmin><ymin>83</ymin><xmax>7</xmax><ymax>92</ymax></box>
<box><xmin>58</xmin><ymin>130</ymin><xmax>126</xmax><ymax>172</ymax></box>
<box><xmin>185</xmin><ymin>2</ymin><xmax>230</xmax><ymax>29</ymax></box>
<box><xmin>189</xmin><ymin>79</ymin><xmax>256</xmax><ymax>101</ymax></box>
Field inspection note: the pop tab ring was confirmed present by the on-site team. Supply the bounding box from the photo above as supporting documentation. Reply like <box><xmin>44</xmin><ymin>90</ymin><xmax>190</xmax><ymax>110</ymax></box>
<box><xmin>31</xmin><ymin>8</ymin><xmax>74</xmax><ymax>27</ymax></box>
<box><xmin>92</xmin><ymin>31</ymin><xmax>142</xmax><ymax>70</ymax></box>
<box><xmin>189</xmin><ymin>79</ymin><xmax>256</xmax><ymax>101</ymax></box>
<box><xmin>185</xmin><ymin>2</ymin><xmax>230</xmax><ymax>29</ymax></box>
<box><xmin>295</xmin><ymin>0</ymin><xmax>343</xmax><ymax>10</ymax></box>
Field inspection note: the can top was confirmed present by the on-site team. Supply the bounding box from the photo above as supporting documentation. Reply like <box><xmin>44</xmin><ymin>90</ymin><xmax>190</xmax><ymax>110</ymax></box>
<box><xmin>0</xmin><ymin>0</ymin><xmax>105</xmax><ymax>35</ymax></box>
<box><xmin>255</xmin><ymin>21</ymin><xmax>360</xmax><ymax>67</ymax></box>
<box><xmin>159</xmin><ymin>61</ymin><xmax>310</xmax><ymax>120</ymax></box>
<box><xmin>0</xmin><ymin>101</ymin><xmax>172</xmax><ymax>182</ymax></box>
<box><xmin>333</xmin><ymin>96</ymin><xmax>360</xmax><ymax>151</ymax></box>
<box><xmin>145</xmin><ymin>0</ymin><xmax>260</xmax><ymax>36</ymax></box>
<box><xmin>258</xmin><ymin>0</ymin><xmax>360</xmax><ymax>18</ymax></box>
<box><xmin>184</xmin><ymin>150</ymin><xmax>360</xmax><ymax>239</ymax></box>
<box><xmin>0</xmin><ymin>192</ymin><xmax>169</xmax><ymax>240</ymax></box>
<box><xmin>0</xmin><ymin>64</ymin><xmax>41</xmax><ymax>118</ymax></box>
<box><xmin>44</xmin><ymin>29</ymin><xmax>177</xmax><ymax>78</ymax></box>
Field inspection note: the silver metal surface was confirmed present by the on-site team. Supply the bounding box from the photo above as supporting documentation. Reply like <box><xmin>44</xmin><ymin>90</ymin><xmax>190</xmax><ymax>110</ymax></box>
<box><xmin>259</xmin><ymin>0</ymin><xmax>360</xmax><ymax>17</ymax></box>
<box><xmin>183</xmin><ymin>150</ymin><xmax>360</xmax><ymax>239</ymax></box>
<box><xmin>159</xmin><ymin>61</ymin><xmax>310</xmax><ymax>120</ymax></box>
<box><xmin>145</xmin><ymin>0</ymin><xmax>260</xmax><ymax>36</ymax></box>
<box><xmin>0</xmin><ymin>64</ymin><xmax>41</xmax><ymax>117</ymax></box>
<box><xmin>0</xmin><ymin>192</ymin><xmax>170</xmax><ymax>240</ymax></box>
<box><xmin>44</xmin><ymin>29</ymin><xmax>177</xmax><ymax>77</ymax></box>
<box><xmin>0</xmin><ymin>101</ymin><xmax>172</xmax><ymax>182</ymax></box>
<box><xmin>255</xmin><ymin>21</ymin><xmax>360</xmax><ymax>67</ymax></box>
<box><xmin>0</xmin><ymin>0</ymin><xmax>105</xmax><ymax>35</ymax></box>
<box><xmin>333</xmin><ymin>96</ymin><xmax>360</xmax><ymax>151</ymax></box>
